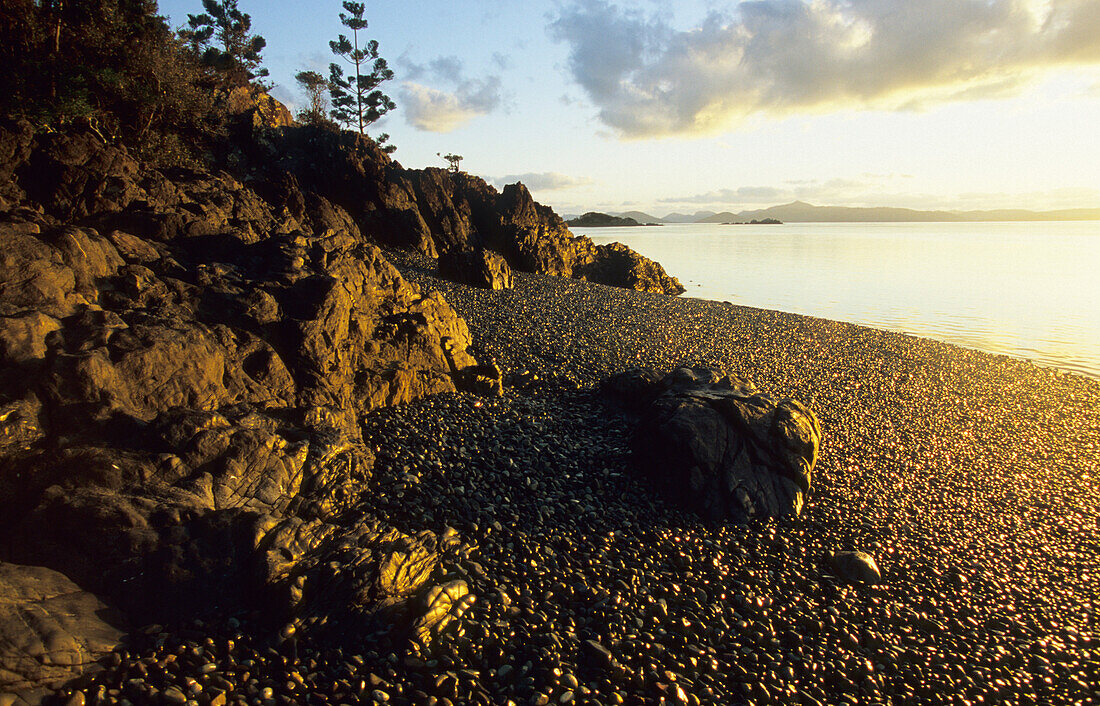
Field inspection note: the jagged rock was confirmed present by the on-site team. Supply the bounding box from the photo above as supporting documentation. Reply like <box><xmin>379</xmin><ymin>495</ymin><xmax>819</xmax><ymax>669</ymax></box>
<box><xmin>266</xmin><ymin>126</ymin><xmax>683</xmax><ymax>293</ymax></box>
<box><xmin>438</xmin><ymin>248</ymin><xmax>513</xmax><ymax>290</ymax></box>
<box><xmin>0</xmin><ymin>563</ymin><xmax>125</xmax><ymax>697</ymax></box>
<box><xmin>220</xmin><ymin>87</ymin><xmax>294</xmax><ymax>129</ymax></box>
<box><xmin>610</xmin><ymin>366</ymin><xmax>822</xmax><ymax>521</ymax></box>
<box><xmin>574</xmin><ymin>241</ymin><xmax>685</xmax><ymax>295</ymax></box>
<box><xmin>0</xmin><ymin>121</ymin><xmax>484</xmax><ymax>637</ymax></box>
<box><xmin>15</xmin><ymin>130</ymin><xmax>142</xmax><ymax>221</ymax></box>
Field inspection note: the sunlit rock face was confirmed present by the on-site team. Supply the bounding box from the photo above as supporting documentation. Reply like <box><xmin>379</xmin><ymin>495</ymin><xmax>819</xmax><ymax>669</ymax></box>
<box><xmin>438</xmin><ymin>248</ymin><xmax>514</xmax><ymax>290</ymax></box>
<box><xmin>271</xmin><ymin>126</ymin><xmax>684</xmax><ymax>294</ymax></box>
<box><xmin>607</xmin><ymin>366</ymin><xmax>821</xmax><ymax>521</ymax></box>
<box><xmin>0</xmin><ymin>119</ymin><xmax>484</xmax><ymax>689</ymax></box>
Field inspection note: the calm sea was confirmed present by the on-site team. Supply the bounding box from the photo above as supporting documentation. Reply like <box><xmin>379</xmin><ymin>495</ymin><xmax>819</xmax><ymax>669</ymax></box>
<box><xmin>575</xmin><ymin>221</ymin><xmax>1100</xmax><ymax>379</ymax></box>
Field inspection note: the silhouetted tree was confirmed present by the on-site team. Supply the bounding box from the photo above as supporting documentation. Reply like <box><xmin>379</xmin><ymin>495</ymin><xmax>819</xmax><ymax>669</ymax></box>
<box><xmin>375</xmin><ymin>132</ymin><xmax>396</xmax><ymax>155</ymax></box>
<box><xmin>438</xmin><ymin>152</ymin><xmax>463</xmax><ymax>173</ymax></box>
<box><xmin>180</xmin><ymin>0</ymin><xmax>268</xmax><ymax>89</ymax></box>
<box><xmin>328</xmin><ymin>1</ymin><xmax>394</xmax><ymax>134</ymax></box>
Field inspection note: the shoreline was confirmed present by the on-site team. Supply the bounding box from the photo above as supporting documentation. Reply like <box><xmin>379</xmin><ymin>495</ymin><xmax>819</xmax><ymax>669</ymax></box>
<box><xmin>574</xmin><ymin>221</ymin><xmax>1100</xmax><ymax>381</ymax></box>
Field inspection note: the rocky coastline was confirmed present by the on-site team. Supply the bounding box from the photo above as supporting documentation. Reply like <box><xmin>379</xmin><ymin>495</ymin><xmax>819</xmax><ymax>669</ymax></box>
<box><xmin>1</xmin><ymin>111</ymin><xmax>1099</xmax><ymax>706</ymax></box>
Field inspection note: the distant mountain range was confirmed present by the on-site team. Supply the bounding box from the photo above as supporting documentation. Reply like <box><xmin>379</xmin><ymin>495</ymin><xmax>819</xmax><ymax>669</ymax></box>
<box><xmin>564</xmin><ymin>201</ymin><xmax>1100</xmax><ymax>224</ymax></box>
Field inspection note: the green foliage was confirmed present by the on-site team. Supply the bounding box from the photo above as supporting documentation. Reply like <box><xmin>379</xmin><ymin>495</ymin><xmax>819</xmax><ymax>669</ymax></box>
<box><xmin>328</xmin><ymin>1</ymin><xmax>394</xmax><ymax>134</ymax></box>
<box><xmin>180</xmin><ymin>0</ymin><xmax>268</xmax><ymax>90</ymax></box>
<box><xmin>376</xmin><ymin>132</ymin><xmax>397</xmax><ymax>155</ymax></box>
<box><xmin>0</xmin><ymin>0</ymin><xmax>216</xmax><ymax>164</ymax></box>
<box><xmin>295</xmin><ymin>70</ymin><xmax>335</xmax><ymax>127</ymax></box>
<box><xmin>438</xmin><ymin>153</ymin><xmax>463</xmax><ymax>173</ymax></box>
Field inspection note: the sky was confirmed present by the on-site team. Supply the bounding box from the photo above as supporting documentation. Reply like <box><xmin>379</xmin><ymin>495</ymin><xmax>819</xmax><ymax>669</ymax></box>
<box><xmin>157</xmin><ymin>0</ymin><xmax>1100</xmax><ymax>217</ymax></box>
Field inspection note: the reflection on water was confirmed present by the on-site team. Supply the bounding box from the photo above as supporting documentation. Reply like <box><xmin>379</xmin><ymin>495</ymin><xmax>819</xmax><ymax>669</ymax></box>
<box><xmin>577</xmin><ymin>221</ymin><xmax>1100</xmax><ymax>379</ymax></box>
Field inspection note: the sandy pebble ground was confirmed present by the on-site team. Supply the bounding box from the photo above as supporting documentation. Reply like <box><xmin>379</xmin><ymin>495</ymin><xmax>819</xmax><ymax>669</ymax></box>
<box><xmin>60</xmin><ymin>252</ymin><xmax>1100</xmax><ymax>706</ymax></box>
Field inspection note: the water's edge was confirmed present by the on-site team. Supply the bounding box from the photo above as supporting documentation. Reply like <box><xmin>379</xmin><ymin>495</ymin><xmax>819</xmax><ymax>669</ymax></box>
<box><xmin>577</xmin><ymin>221</ymin><xmax>1100</xmax><ymax>379</ymax></box>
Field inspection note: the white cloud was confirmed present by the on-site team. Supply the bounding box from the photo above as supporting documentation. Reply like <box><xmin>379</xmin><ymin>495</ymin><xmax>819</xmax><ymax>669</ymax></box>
<box><xmin>488</xmin><ymin>172</ymin><xmax>595</xmax><ymax>191</ymax></box>
<box><xmin>400</xmin><ymin>76</ymin><xmax>503</xmax><ymax>132</ymax></box>
<box><xmin>396</xmin><ymin>53</ymin><xmax>504</xmax><ymax>132</ymax></box>
<box><xmin>550</xmin><ymin>0</ymin><xmax>1100</xmax><ymax>137</ymax></box>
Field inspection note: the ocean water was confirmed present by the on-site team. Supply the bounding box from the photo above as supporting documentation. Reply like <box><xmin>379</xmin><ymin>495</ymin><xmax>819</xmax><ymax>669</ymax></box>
<box><xmin>575</xmin><ymin>221</ymin><xmax>1100</xmax><ymax>379</ymax></box>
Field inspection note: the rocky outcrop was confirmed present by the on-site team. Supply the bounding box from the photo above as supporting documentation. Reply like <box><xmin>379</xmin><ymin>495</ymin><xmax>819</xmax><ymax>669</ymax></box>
<box><xmin>264</xmin><ymin>126</ymin><xmax>683</xmax><ymax>294</ymax></box>
<box><xmin>0</xmin><ymin>120</ymin><xmax>488</xmax><ymax>696</ymax></box>
<box><xmin>605</xmin><ymin>367</ymin><xmax>822</xmax><ymax>521</ymax></box>
<box><xmin>574</xmin><ymin>241</ymin><xmax>686</xmax><ymax>295</ymax></box>
<box><xmin>438</xmin><ymin>248</ymin><xmax>514</xmax><ymax>290</ymax></box>
<box><xmin>0</xmin><ymin>111</ymin><xmax>686</xmax><ymax>696</ymax></box>
<box><xmin>219</xmin><ymin>86</ymin><xmax>294</xmax><ymax>130</ymax></box>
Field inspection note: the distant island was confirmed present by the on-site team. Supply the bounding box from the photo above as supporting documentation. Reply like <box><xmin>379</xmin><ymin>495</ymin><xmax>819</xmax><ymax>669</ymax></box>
<box><xmin>567</xmin><ymin>212</ymin><xmax>654</xmax><ymax>227</ymax></box>
<box><xmin>564</xmin><ymin>202</ymin><xmax>1100</xmax><ymax>224</ymax></box>
<box><xmin>722</xmin><ymin>218</ymin><xmax>783</xmax><ymax>225</ymax></box>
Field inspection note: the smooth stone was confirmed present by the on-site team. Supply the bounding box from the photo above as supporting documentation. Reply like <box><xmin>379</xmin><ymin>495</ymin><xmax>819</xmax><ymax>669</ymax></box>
<box><xmin>829</xmin><ymin>551</ymin><xmax>883</xmax><ymax>584</ymax></box>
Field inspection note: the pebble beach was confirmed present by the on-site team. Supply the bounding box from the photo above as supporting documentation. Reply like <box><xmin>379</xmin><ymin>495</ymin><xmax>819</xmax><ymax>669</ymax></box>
<box><xmin>64</xmin><ymin>253</ymin><xmax>1100</xmax><ymax>706</ymax></box>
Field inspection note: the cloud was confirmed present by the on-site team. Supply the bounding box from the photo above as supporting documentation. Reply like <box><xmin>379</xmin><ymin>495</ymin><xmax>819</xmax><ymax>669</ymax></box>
<box><xmin>549</xmin><ymin>0</ymin><xmax>1100</xmax><ymax>137</ymax></box>
<box><xmin>661</xmin><ymin>175</ymin><xmax>924</xmax><ymax>206</ymax></box>
<box><xmin>397</xmin><ymin>53</ymin><xmax>504</xmax><ymax>132</ymax></box>
<box><xmin>429</xmin><ymin>56</ymin><xmax>465</xmax><ymax>84</ymax></box>
<box><xmin>488</xmin><ymin>172</ymin><xmax>595</xmax><ymax>191</ymax></box>
<box><xmin>401</xmin><ymin>77</ymin><xmax>503</xmax><ymax>132</ymax></box>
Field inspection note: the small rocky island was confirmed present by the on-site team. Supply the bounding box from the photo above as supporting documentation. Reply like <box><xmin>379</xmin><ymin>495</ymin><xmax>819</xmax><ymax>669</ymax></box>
<box><xmin>566</xmin><ymin>212</ymin><xmax>651</xmax><ymax>227</ymax></box>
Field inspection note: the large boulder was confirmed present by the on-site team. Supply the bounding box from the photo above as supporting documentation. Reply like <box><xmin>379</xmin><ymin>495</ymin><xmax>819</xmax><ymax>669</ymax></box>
<box><xmin>609</xmin><ymin>367</ymin><xmax>822</xmax><ymax>521</ymax></box>
<box><xmin>574</xmin><ymin>240</ymin><xmax>685</xmax><ymax>295</ymax></box>
<box><xmin>438</xmin><ymin>248</ymin><xmax>514</xmax><ymax>290</ymax></box>
<box><xmin>0</xmin><ymin>563</ymin><xmax>125</xmax><ymax>699</ymax></box>
<box><xmin>220</xmin><ymin>86</ymin><xmax>294</xmax><ymax>129</ymax></box>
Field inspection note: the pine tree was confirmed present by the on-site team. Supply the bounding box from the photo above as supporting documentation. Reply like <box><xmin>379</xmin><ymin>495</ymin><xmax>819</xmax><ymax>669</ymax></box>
<box><xmin>438</xmin><ymin>153</ymin><xmax>463</xmax><ymax>173</ymax></box>
<box><xmin>181</xmin><ymin>0</ymin><xmax>268</xmax><ymax>89</ymax></box>
<box><xmin>328</xmin><ymin>1</ymin><xmax>394</xmax><ymax>134</ymax></box>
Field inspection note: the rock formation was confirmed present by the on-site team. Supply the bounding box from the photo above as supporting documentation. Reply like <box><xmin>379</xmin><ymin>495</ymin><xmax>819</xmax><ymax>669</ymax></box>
<box><xmin>0</xmin><ymin>119</ymin><xmax>484</xmax><ymax>696</ymax></box>
<box><xmin>605</xmin><ymin>367</ymin><xmax>822</xmax><ymax>521</ymax></box>
<box><xmin>438</xmin><ymin>248</ymin><xmax>514</xmax><ymax>290</ymax></box>
<box><xmin>260</xmin><ymin>126</ymin><xmax>684</xmax><ymax>294</ymax></box>
<box><xmin>0</xmin><ymin>107</ymin><xmax>687</xmax><ymax>697</ymax></box>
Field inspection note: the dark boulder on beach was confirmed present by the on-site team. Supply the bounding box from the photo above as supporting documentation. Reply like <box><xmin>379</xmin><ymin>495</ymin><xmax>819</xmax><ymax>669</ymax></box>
<box><xmin>830</xmin><ymin>550</ymin><xmax>883</xmax><ymax>584</ymax></box>
<box><xmin>0</xmin><ymin>563</ymin><xmax>126</xmax><ymax>698</ymax></box>
<box><xmin>438</xmin><ymin>248</ymin><xmax>514</xmax><ymax>290</ymax></box>
<box><xmin>574</xmin><ymin>241</ymin><xmax>686</xmax><ymax>295</ymax></box>
<box><xmin>608</xmin><ymin>366</ymin><xmax>822</xmax><ymax>521</ymax></box>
